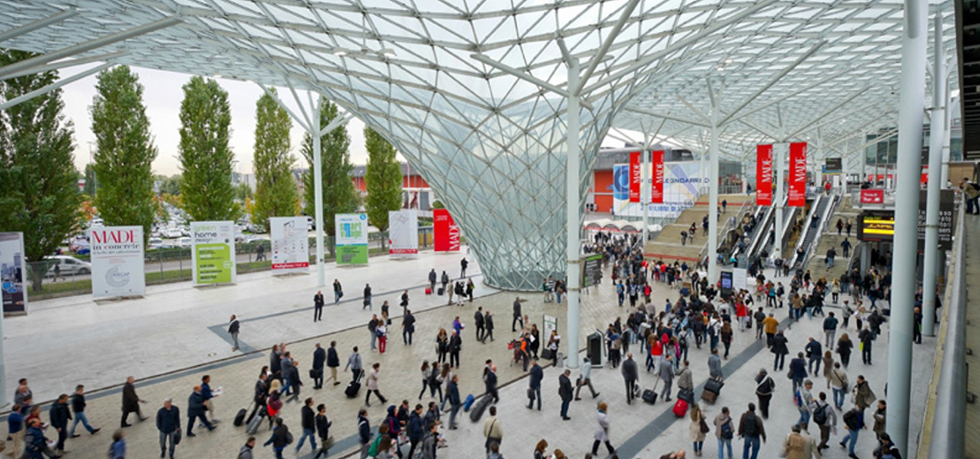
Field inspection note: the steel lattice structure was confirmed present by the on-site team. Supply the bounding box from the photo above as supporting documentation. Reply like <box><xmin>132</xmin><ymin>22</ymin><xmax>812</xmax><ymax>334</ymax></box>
<box><xmin>0</xmin><ymin>0</ymin><xmax>958</xmax><ymax>290</ymax></box>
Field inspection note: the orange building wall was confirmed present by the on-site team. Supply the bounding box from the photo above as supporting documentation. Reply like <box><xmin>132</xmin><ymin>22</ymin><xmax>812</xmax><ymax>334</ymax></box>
<box><xmin>592</xmin><ymin>170</ymin><xmax>614</xmax><ymax>212</ymax></box>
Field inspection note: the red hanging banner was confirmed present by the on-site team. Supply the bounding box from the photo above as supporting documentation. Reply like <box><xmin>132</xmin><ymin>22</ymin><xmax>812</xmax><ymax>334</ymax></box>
<box><xmin>756</xmin><ymin>144</ymin><xmax>773</xmax><ymax>206</ymax></box>
<box><xmin>433</xmin><ymin>209</ymin><xmax>460</xmax><ymax>252</ymax></box>
<box><xmin>628</xmin><ymin>151</ymin><xmax>641</xmax><ymax>202</ymax></box>
<box><xmin>788</xmin><ymin>142</ymin><xmax>807</xmax><ymax>207</ymax></box>
<box><xmin>651</xmin><ymin>150</ymin><xmax>665</xmax><ymax>204</ymax></box>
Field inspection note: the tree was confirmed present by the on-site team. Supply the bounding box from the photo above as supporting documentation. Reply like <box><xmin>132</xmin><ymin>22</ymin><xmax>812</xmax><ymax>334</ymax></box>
<box><xmin>235</xmin><ymin>182</ymin><xmax>253</xmax><ymax>202</ymax></box>
<box><xmin>82</xmin><ymin>163</ymin><xmax>97</xmax><ymax>196</ymax></box>
<box><xmin>0</xmin><ymin>49</ymin><xmax>82</xmax><ymax>291</ymax></box>
<box><xmin>157</xmin><ymin>174</ymin><xmax>182</xmax><ymax>196</ymax></box>
<box><xmin>302</xmin><ymin>97</ymin><xmax>358</xmax><ymax>244</ymax></box>
<box><xmin>90</xmin><ymin>66</ymin><xmax>158</xmax><ymax>243</ymax></box>
<box><xmin>364</xmin><ymin>127</ymin><xmax>402</xmax><ymax>234</ymax></box>
<box><xmin>251</xmin><ymin>90</ymin><xmax>298</xmax><ymax>227</ymax></box>
<box><xmin>178</xmin><ymin>76</ymin><xmax>238</xmax><ymax>221</ymax></box>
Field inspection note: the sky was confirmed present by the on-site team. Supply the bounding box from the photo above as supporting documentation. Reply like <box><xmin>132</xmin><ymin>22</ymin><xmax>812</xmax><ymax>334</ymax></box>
<box><xmin>58</xmin><ymin>64</ymin><xmax>641</xmax><ymax>177</ymax></box>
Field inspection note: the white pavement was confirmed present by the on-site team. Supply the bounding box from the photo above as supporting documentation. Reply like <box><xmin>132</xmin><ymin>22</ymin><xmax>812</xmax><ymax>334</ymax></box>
<box><xmin>7</xmin><ymin>249</ymin><xmax>486</xmax><ymax>400</ymax></box>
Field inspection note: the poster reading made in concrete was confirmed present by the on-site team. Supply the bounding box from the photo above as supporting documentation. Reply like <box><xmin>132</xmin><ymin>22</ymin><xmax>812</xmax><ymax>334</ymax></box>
<box><xmin>191</xmin><ymin>221</ymin><xmax>236</xmax><ymax>286</ymax></box>
<box><xmin>336</xmin><ymin>213</ymin><xmax>369</xmax><ymax>265</ymax></box>
<box><xmin>0</xmin><ymin>232</ymin><xmax>28</xmax><ymax>314</ymax></box>
<box><xmin>388</xmin><ymin>210</ymin><xmax>419</xmax><ymax>258</ymax></box>
<box><xmin>90</xmin><ymin>226</ymin><xmax>145</xmax><ymax>300</ymax></box>
<box><xmin>270</xmin><ymin>216</ymin><xmax>310</xmax><ymax>275</ymax></box>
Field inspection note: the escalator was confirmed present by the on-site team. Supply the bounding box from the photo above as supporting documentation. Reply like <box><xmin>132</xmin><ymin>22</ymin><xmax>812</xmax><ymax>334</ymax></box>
<box><xmin>788</xmin><ymin>193</ymin><xmax>837</xmax><ymax>269</ymax></box>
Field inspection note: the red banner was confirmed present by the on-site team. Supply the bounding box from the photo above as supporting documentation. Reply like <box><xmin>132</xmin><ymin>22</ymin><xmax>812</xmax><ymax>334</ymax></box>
<box><xmin>433</xmin><ymin>208</ymin><xmax>460</xmax><ymax>252</ymax></box>
<box><xmin>788</xmin><ymin>142</ymin><xmax>807</xmax><ymax>207</ymax></box>
<box><xmin>756</xmin><ymin>144</ymin><xmax>773</xmax><ymax>206</ymax></box>
<box><xmin>628</xmin><ymin>151</ymin><xmax>641</xmax><ymax>202</ymax></box>
<box><xmin>860</xmin><ymin>189</ymin><xmax>884</xmax><ymax>204</ymax></box>
<box><xmin>651</xmin><ymin>150</ymin><xmax>665</xmax><ymax>203</ymax></box>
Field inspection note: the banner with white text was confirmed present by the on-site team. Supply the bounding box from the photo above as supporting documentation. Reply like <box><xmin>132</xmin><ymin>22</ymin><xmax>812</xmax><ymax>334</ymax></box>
<box><xmin>270</xmin><ymin>216</ymin><xmax>310</xmax><ymax>274</ymax></box>
<box><xmin>191</xmin><ymin>221</ymin><xmax>236</xmax><ymax>285</ymax></box>
<box><xmin>756</xmin><ymin>144</ymin><xmax>773</xmax><ymax>206</ymax></box>
<box><xmin>434</xmin><ymin>209</ymin><xmax>460</xmax><ymax>252</ymax></box>
<box><xmin>788</xmin><ymin>142</ymin><xmax>807</xmax><ymax>207</ymax></box>
<box><xmin>651</xmin><ymin>150</ymin><xmax>665</xmax><ymax>204</ymax></box>
<box><xmin>91</xmin><ymin>226</ymin><xmax>145</xmax><ymax>300</ymax></box>
<box><xmin>629</xmin><ymin>151</ymin><xmax>641</xmax><ymax>202</ymax></box>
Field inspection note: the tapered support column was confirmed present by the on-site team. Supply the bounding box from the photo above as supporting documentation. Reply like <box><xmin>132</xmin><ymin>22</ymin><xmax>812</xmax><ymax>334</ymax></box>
<box><xmin>312</xmin><ymin>98</ymin><xmax>326</xmax><ymax>288</ymax></box>
<box><xmin>922</xmin><ymin>12</ymin><xmax>945</xmax><ymax>337</ymax></box>
<box><xmin>887</xmin><ymin>1</ymin><xmax>927</xmax><ymax>455</ymax></box>
<box><xmin>565</xmin><ymin>58</ymin><xmax>582</xmax><ymax>369</ymax></box>
<box><xmin>707</xmin><ymin>111</ymin><xmax>720</xmax><ymax>283</ymax></box>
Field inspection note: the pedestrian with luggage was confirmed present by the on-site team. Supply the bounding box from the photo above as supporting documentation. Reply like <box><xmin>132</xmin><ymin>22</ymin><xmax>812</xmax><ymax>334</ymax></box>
<box><xmin>737</xmin><ymin>403</ymin><xmax>766</xmax><ymax>459</ymax></box>
<box><xmin>708</xmin><ymin>349</ymin><xmax>723</xmax><ymax>380</ymax></box>
<box><xmin>344</xmin><ymin>347</ymin><xmax>363</xmax><ymax>383</ymax></box>
<box><xmin>575</xmin><ymin>357</ymin><xmax>600</xmax><ymax>400</ymax></box>
<box><xmin>428</xmin><ymin>269</ymin><xmax>437</xmax><ymax>292</ymax></box>
<box><xmin>156</xmin><ymin>398</ymin><xmax>180</xmax><ymax>459</ymax></box>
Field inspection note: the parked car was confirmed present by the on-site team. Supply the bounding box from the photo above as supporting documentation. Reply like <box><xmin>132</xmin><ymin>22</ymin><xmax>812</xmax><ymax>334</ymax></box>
<box><xmin>44</xmin><ymin>256</ymin><xmax>92</xmax><ymax>277</ymax></box>
<box><xmin>177</xmin><ymin>237</ymin><xmax>192</xmax><ymax>248</ymax></box>
<box><xmin>148</xmin><ymin>238</ymin><xmax>164</xmax><ymax>250</ymax></box>
<box><xmin>163</xmin><ymin>228</ymin><xmax>182</xmax><ymax>239</ymax></box>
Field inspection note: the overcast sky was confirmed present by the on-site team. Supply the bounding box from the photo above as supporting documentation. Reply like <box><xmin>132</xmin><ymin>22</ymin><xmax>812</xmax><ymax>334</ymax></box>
<box><xmin>59</xmin><ymin>64</ymin><xmax>639</xmax><ymax>177</ymax></box>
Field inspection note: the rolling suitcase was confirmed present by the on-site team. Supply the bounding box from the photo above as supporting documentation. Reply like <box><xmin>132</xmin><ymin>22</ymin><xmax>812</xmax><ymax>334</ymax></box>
<box><xmin>641</xmin><ymin>389</ymin><xmax>658</xmax><ymax>404</ymax></box>
<box><xmin>245</xmin><ymin>407</ymin><xmax>265</xmax><ymax>435</ymax></box>
<box><xmin>672</xmin><ymin>399</ymin><xmax>689</xmax><ymax>417</ymax></box>
<box><xmin>701</xmin><ymin>389</ymin><xmax>718</xmax><ymax>404</ymax></box>
<box><xmin>233</xmin><ymin>403</ymin><xmax>250</xmax><ymax>427</ymax></box>
<box><xmin>469</xmin><ymin>395</ymin><xmax>493</xmax><ymax>422</ymax></box>
<box><xmin>438</xmin><ymin>287</ymin><xmax>445</xmax><ymax>296</ymax></box>
<box><xmin>345</xmin><ymin>370</ymin><xmax>363</xmax><ymax>398</ymax></box>
<box><xmin>678</xmin><ymin>388</ymin><xmax>695</xmax><ymax>404</ymax></box>
<box><xmin>425</xmin><ymin>287</ymin><xmax>432</xmax><ymax>295</ymax></box>
<box><xmin>704</xmin><ymin>378</ymin><xmax>724</xmax><ymax>395</ymax></box>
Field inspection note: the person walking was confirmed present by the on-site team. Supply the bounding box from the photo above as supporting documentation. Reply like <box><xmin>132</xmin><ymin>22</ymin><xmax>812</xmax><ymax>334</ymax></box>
<box><xmin>460</xmin><ymin>258</ymin><xmax>468</xmax><ymax>278</ymax></box>
<box><xmin>8</xmin><ymin>403</ymin><xmax>24</xmax><ymax>458</ymax></box>
<box><xmin>400</xmin><ymin>290</ymin><xmax>410</xmax><ymax>309</ymax></box>
<box><xmin>201</xmin><ymin>374</ymin><xmax>220</xmax><ymax>422</ymax></box>
<box><xmin>449</xmin><ymin>331</ymin><xmax>462</xmax><ymax>368</ymax></box>
<box><xmin>324</xmin><ymin>341</ymin><xmax>340</xmax><ymax>387</ymax></box>
<box><xmin>110</xmin><ymin>430</ymin><xmax>126</xmax><ymax>459</ymax></box>
<box><xmin>357</xmin><ymin>409</ymin><xmax>372</xmax><ymax>459</ymax></box>
<box><xmin>285</xmin><ymin>358</ymin><xmax>303</xmax><ymax>403</ymax></box>
<box><xmin>805</xmin><ymin>338</ymin><xmax>823</xmax><ymax>375</ymax></box>
<box><xmin>737</xmin><ymin>403</ymin><xmax>766</xmax><ymax>459</ymax></box>
<box><xmin>754</xmin><ymin>369</ymin><xmax>774</xmax><ymax>419</ymax></box>
<box><xmin>795</xmin><ymin>380</ymin><xmax>814</xmax><ymax>430</ymax></box>
<box><xmin>708</xmin><ymin>349</ymin><xmax>723</xmax><ymax>381</ymax></box>
<box><xmin>406</xmin><ymin>404</ymin><xmax>425</xmax><ymax>459</ymax></box>
<box><xmin>771</xmin><ymin>332</ymin><xmax>789</xmax><ymax>371</ymax></box>
<box><xmin>68</xmin><ymin>385</ymin><xmax>99</xmax><ymax>438</ymax></box>
<box><xmin>238</xmin><ymin>437</ymin><xmax>256</xmax><ymax>459</ymax></box>
<box><xmin>484</xmin><ymin>364</ymin><xmax>500</xmax><ymax>404</ymax></box>
<box><xmin>558</xmin><ymin>369</ymin><xmax>573</xmax><ymax>420</ymax></box>
<box><xmin>313</xmin><ymin>291</ymin><xmax>325</xmax><ymax>322</ymax></box>
<box><xmin>245</xmin><ymin>373</ymin><xmax>268</xmax><ymax>425</ymax></box>
<box><xmin>659</xmin><ymin>354</ymin><xmax>676</xmax><ymax>402</ymax></box>
<box><xmin>621</xmin><ymin>352</ymin><xmax>639</xmax><ymax>405</ymax></box>
<box><xmin>483</xmin><ymin>406</ymin><xmax>502</xmax><ymax>454</ymax></box>
<box><xmin>836</xmin><ymin>334</ymin><xmax>854</xmax><ymax>368</ymax></box>
<box><xmin>332</xmin><ymin>279</ymin><xmax>343</xmax><ymax>304</ymax></box>
<box><xmin>312</xmin><ymin>343</ymin><xmax>326</xmax><ymax>389</ymax></box>
<box><xmin>120</xmin><ymin>376</ymin><xmax>147</xmax><ymax>428</ymax></box>
<box><xmin>762</xmin><ymin>314</ymin><xmax>779</xmax><ymax>348</ymax></box>
<box><xmin>363</xmin><ymin>284</ymin><xmax>372</xmax><ymax>310</ymax></box>
<box><xmin>228</xmin><ymin>315</ymin><xmax>241</xmax><ymax>351</ymax></box>
<box><xmin>156</xmin><ymin>398</ymin><xmax>180</xmax><ymax>459</ymax></box>
<box><xmin>512</xmin><ymin>297</ymin><xmax>524</xmax><ymax>332</ymax></box>
<box><xmin>296</xmin><ymin>398</ymin><xmax>318</xmax><ymax>455</ymax></box>
<box><xmin>591</xmin><ymin>402</ymin><xmax>616</xmax><ymax>456</ymax></box>
<box><xmin>417</xmin><ymin>361</ymin><xmax>435</xmax><ymax>401</ymax></box>
<box><xmin>575</xmin><ymin>357</ymin><xmax>600</xmax><ymax>400</ymax></box>
<box><xmin>474</xmin><ymin>307</ymin><xmax>486</xmax><ymax>342</ymax></box>
<box><xmin>263</xmin><ymin>417</ymin><xmax>291</xmax><ymax>459</ymax></box>
<box><xmin>22</xmin><ymin>417</ymin><xmax>60</xmax><ymax>459</ymax></box>
<box><xmin>402</xmin><ymin>309</ymin><xmax>416</xmax><ymax>345</ymax></box>
<box><xmin>312</xmin><ymin>404</ymin><xmax>332</xmax><ymax>459</ymax></box>
<box><xmin>823</xmin><ymin>313</ymin><xmax>838</xmax><ymax>349</ymax></box>
<box><xmin>811</xmin><ymin>392</ymin><xmax>836</xmax><ymax>451</ymax></box>
<box><xmin>345</xmin><ymin>347</ymin><xmax>363</xmax><ymax>383</ymax></box>
<box><xmin>828</xmin><ymin>363</ymin><xmax>849</xmax><ymax>410</ymax></box>
<box><xmin>714</xmin><ymin>406</ymin><xmax>735</xmax><ymax>459</ymax></box>
<box><xmin>853</xmin><ymin>375</ymin><xmax>876</xmax><ymax>411</ymax></box>
<box><xmin>859</xmin><ymin>325</ymin><xmax>874</xmax><ymax>365</ymax></box>
<box><xmin>446</xmin><ymin>375</ymin><xmax>461</xmax><ymax>430</ymax></box>
<box><xmin>48</xmin><ymin>394</ymin><xmax>71</xmax><ymax>454</ymax></box>
<box><xmin>528</xmin><ymin>359</ymin><xmax>543</xmax><ymax>411</ymax></box>
<box><xmin>484</xmin><ymin>310</ymin><xmax>495</xmax><ymax>342</ymax></box>
<box><xmin>186</xmin><ymin>386</ymin><xmax>215</xmax><ymax>437</ymax></box>
<box><xmin>781</xmin><ymin>424</ymin><xmax>806</xmax><ymax>459</ymax></box>
<box><xmin>690</xmin><ymin>403</ymin><xmax>707</xmax><ymax>457</ymax></box>
<box><xmin>365</xmin><ymin>363</ymin><xmax>387</xmax><ymax>407</ymax></box>
<box><xmin>789</xmin><ymin>353</ymin><xmax>808</xmax><ymax>394</ymax></box>
<box><xmin>677</xmin><ymin>360</ymin><xmax>694</xmax><ymax>396</ymax></box>
<box><xmin>839</xmin><ymin>406</ymin><xmax>864</xmax><ymax>459</ymax></box>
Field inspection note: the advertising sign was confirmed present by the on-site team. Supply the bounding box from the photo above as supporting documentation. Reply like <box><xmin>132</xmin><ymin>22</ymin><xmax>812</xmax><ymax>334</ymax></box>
<box><xmin>613</xmin><ymin>161</ymin><xmax>705</xmax><ymax>219</ymax></box>
<box><xmin>788</xmin><ymin>142</ymin><xmax>807</xmax><ymax>207</ymax></box>
<box><xmin>628</xmin><ymin>151</ymin><xmax>641</xmax><ymax>202</ymax></box>
<box><xmin>0</xmin><ymin>233</ymin><xmax>28</xmax><ymax>314</ymax></box>
<box><xmin>720</xmin><ymin>271</ymin><xmax>733</xmax><ymax>296</ymax></box>
<box><xmin>824</xmin><ymin>157</ymin><xmax>842</xmax><ymax>175</ymax></box>
<box><xmin>651</xmin><ymin>150</ymin><xmax>665</xmax><ymax>204</ymax></box>
<box><xmin>732</xmin><ymin>268</ymin><xmax>747</xmax><ymax>291</ymax></box>
<box><xmin>917</xmin><ymin>189</ymin><xmax>955</xmax><ymax>251</ymax></box>
<box><xmin>90</xmin><ymin>226</ymin><xmax>145</xmax><ymax>299</ymax></box>
<box><xmin>582</xmin><ymin>254</ymin><xmax>602</xmax><ymax>288</ymax></box>
<box><xmin>270</xmin><ymin>216</ymin><xmax>310</xmax><ymax>274</ymax></box>
<box><xmin>335</xmin><ymin>213</ymin><xmax>369</xmax><ymax>265</ymax></box>
<box><xmin>191</xmin><ymin>221</ymin><xmax>236</xmax><ymax>285</ymax></box>
<box><xmin>756</xmin><ymin>144</ymin><xmax>773</xmax><ymax>206</ymax></box>
<box><xmin>434</xmin><ymin>209</ymin><xmax>460</xmax><ymax>252</ymax></box>
<box><xmin>860</xmin><ymin>189</ymin><xmax>884</xmax><ymax>204</ymax></box>
<box><xmin>388</xmin><ymin>210</ymin><xmax>419</xmax><ymax>258</ymax></box>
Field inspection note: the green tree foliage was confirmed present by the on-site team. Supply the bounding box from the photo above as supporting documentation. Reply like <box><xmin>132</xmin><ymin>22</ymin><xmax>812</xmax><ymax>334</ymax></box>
<box><xmin>364</xmin><ymin>127</ymin><xmax>402</xmax><ymax>232</ymax></box>
<box><xmin>177</xmin><ymin>76</ymin><xmax>238</xmax><ymax>221</ymax></box>
<box><xmin>235</xmin><ymin>182</ymin><xmax>253</xmax><ymax>202</ymax></box>
<box><xmin>82</xmin><ymin>163</ymin><xmax>98</xmax><ymax>196</ymax></box>
<box><xmin>0</xmin><ymin>49</ymin><xmax>82</xmax><ymax>291</ymax></box>
<box><xmin>302</xmin><ymin>97</ymin><xmax>358</xmax><ymax>239</ymax></box>
<box><xmin>157</xmin><ymin>174</ymin><xmax>182</xmax><ymax>196</ymax></box>
<box><xmin>251</xmin><ymin>90</ymin><xmax>298</xmax><ymax>227</ymax></box>
<box><xmin>90</xmin><ymin>66</ymin><xmax>157</xmax><ymax>243</ymax></box>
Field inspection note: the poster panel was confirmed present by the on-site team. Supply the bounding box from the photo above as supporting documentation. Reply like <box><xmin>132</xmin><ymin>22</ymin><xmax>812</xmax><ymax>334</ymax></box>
<box><xmin>629</xmin><ymin>151</ymin><xmax>641</xmax><ymax>202</ymax></box>
<box><xmin>788</xmin><ymin>142</ymin><xmax>807</xmax><ymax>207</ymax></box>
<box><xmin>433</xmin><ymin>209</ymin><xmax>460</xmax><ymax>252</ymax></box>
<box><xmin>91</xmin><ymin>226</ymin><xmax>145</xmax><ymax>299</ymax></box>
<box><xmin>860</xmin><ymin>189</ymin><xmax>884</xmax><ymax>204</ymax></box>
<box><xmin>613</xmin><ymin>162</ymin><xmax>705</xmax><ymax>219</ymax></box>
<box><xmin>191</xmin><ymin>221</ymin><xmax>236</xmax><ymax>285</ymax></box>
<box><xmin>388</xmin><ymin>210</ymin><xmax>419</xmax><ymax>257</ymax></box>
<box><xmin>0</xmin><ymin>233</ymin><xmax>28</xmax><ymax>314</ymax></box>
<box><xmin>270</xmin><ymin>216</ymin><xmax>310</xmax><ymax>274</ymax></box>
<box><xmin>651</xmin><ymin>150</ymin><xmax>665</xmax><ymax>204</ymax></box>
<box><xmin>756</xmin><ymin>144</ymin><xmax>773</xmax><ymax>206</ymax></box>
<box><xmin>732</xmin><ymin>268</ymin><xmax>747</xmax><ymax>291</ymax></box>
<box><xmin>335</xmin><ymin>213</ymin><xmax>369</xmax><ymax>265</ymax></box>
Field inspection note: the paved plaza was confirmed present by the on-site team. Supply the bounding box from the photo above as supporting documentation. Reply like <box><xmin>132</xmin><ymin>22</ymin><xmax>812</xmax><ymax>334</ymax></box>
<box><xmin>0</xmin><ymin>248</ymin><xmax>938</xmax><ymax>459</ymax></box>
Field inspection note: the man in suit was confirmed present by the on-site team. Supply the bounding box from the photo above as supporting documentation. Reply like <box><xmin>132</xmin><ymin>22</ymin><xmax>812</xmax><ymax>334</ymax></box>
<box><xmin>120</xmin><ymin>376</ymin><xmax>146</xmax><ymax>427</ymax></box>
<box><xmin>474</xmin><ymin>308</ymin><xmax>486</xmax><ymax>342</ymax></box>
<box><xmin>621</xmin><ymin>353</ymin><xmax>639</xmax><ymax>405</ymax></box>
<box><xmin>313</xmin><ymin>291</ymin><xmax>325</xmax><ymax>322</ymax></box>
<box><xmin>558</xmin><ymin>370</ymin><xmax>574</xmax><ymax>420</ymax></box>
<box><xmin>527</xmin><ymin>360</ymin><xmax>543</xmax><ymax>411</ymax></box>
<box><xmin>186</xmin><ymin>386</ymin><xmax>215</xmax><ymax>437</ymax></box>
<box><xmin>312</xmin><ymin>343</ymin><xmax>326</xmax><ymax>389</ymax></box>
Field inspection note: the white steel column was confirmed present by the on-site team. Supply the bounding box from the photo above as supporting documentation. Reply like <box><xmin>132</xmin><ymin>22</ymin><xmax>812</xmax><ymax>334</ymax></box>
<box><xmin>922</xmin><ymin>12</ymin><xmax>945</xmax><ymax>337</ymax></box>
<box><xmin>565</xmin><ymin>57</ymin><xmax>582</xmax><ymax>369</ymax></box>
<box><xmin>887</xmin><ymin>0</ymin><xmax>927</xmax><ymax>455</ymax></box>
<box><xmin>312</xmin><ymin>97</ymin><xmax>326</xmax><ymax>288</ymax></box>
<box><xmin>642</xmin><ymin>148</ymin><xmax>650</xmax><ymax>244</ymax></box>
<box><xmin>774</xmin><ymin>143</ymin><xmax>785</xmax><ymax>258</ymax></box>
<box><xmin>708</xmin><ymin>109</ymin><xmax>720</xmax><ymax>283</ymax></box>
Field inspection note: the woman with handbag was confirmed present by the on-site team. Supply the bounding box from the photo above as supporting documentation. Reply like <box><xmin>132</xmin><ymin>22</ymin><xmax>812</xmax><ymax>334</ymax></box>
<box><xmin>689</xmin><ymin>402</ymin><xmax>708</xmax><ymax>456</ymax></box>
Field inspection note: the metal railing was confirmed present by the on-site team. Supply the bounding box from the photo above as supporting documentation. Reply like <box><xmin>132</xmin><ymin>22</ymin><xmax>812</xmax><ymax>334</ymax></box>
<box><xmin>924</xmin><ymin>202</ymin><xmax>967</xmax><ymax>458</ymax></box>
<box><xmin>697</xmin><ymin>198</ymin><xmax>754</xmax><ymax>262</ymax></box>
<box><xmin>797</xmin><ymin>192</ymin><xmax>842</xmax><ymax>269</ymax></box>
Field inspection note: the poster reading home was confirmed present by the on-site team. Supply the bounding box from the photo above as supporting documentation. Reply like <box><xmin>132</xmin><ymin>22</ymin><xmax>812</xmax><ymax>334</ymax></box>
<box><xmin>191</xmin><ymin>221</ymin><xmax>236</xmax><ymax>286</ymax></box>
<box><xmin>90</xmin><ymin>226</ymin><xmax>145</xmax><ymax>300</ymax></box>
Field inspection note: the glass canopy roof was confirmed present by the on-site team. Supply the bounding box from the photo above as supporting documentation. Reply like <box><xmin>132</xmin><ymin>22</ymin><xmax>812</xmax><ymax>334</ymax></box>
<box><xmin>0</xmin><ymin>0</ymin><xmax>958</xmax><ymax>289</ymax></box>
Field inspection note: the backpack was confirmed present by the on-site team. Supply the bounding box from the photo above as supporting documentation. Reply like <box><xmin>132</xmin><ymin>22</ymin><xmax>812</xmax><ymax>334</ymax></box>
<box><xmin>742</xmin><ymin>412</ymin><xmax>759</xmax><ymax>437</ymax></box>
<box><xmin>678</xmin><ymin>335</ymin><xmax>687</xmax><ymax>348</ymax></box>
<box><xmin>721</xmin><ymin>419</ymin><xmax>734</xmax><ymax>440</ymax></box>
<box><xmin>813</xmin><ymin>403</ymin><xmax>828</xmax><ymax>425</ymax></box>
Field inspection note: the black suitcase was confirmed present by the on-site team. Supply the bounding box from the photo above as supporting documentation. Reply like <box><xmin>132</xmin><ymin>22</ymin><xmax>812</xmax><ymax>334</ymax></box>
<box><xmin>704</xmin><ymin>378</ymin><xmax>725</xmax><ymax>395</ymax></box>
<box><xmin>438</xmin><ymin>287</ymin><xmax>445</xmax><ymax>296</ymax></box>
<box><xmin>345</xmin><ymin>380</ymin><xmax>361</xmax><ymax>398</ymax></box>
<box><xmin>642</xmin><ymin>389</ymin><xmax>658</xmax><ymax>404</ymax></box>
<box><xmin>234</xmin><ymin>408</ymin><xmax>248</xmax><ymax>427</ymax></box>
<box><xmin>678</xmin><ymin>388</ymin><xmax>695</xmax><ymax>404</ymax></box>
<box><xmin>469</xmin><ymin>395</ymin><xmax>493</xmax><ymax>422</ymax></box>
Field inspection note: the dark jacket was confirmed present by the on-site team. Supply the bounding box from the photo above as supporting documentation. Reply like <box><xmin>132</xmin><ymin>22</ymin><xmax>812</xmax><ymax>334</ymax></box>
<box><xmin>313</xmin><ymin>348</ymin><xmax>326</xmax><ymax>370</ymax></box>
<box><xmin>449</xmin><ymin>334</ymin><xmax>462</xmax><ymax>353</ymax></box>
<box><xmin>558</xmin><ymin>374</ymin><xmax>573</xmax><ymax>401</ymax></box>
<box><xmin>447</xmin><ymin>380</ymin><xmax>461</xmax><ymax>406</ymax></box>
<box><xmin>314</xmin><ymin>293</ymin><xmax>324</xmax><ymax>306</ymax></box>
<box><xmin>122</xmin><ymin>382</ymin><xmax>140</xmax><ymax>412</ymax></box>
<box><xmin>737</xmin><ymin>411</ymin><xmax>766</xmax><ymax>441</ymax></box>
<box><xmin>288</xmin><ymin>365</ymin><xmax>302</xmax><ymax>387</ymax></box>
<box><xmin>326</xmin><ymin>347</ymin><xmax>340</xmax><ymax>368</ymax></box>
<box><xmin>771</xmin><ymin>334</ymin><xmax>790</xmax><ymax>355</ymax></box>
<box><xmin>474</xmin><ymin>311</ymin><xmax>485</xmax><ymax>328</ymax></box>
<box><xmin>621</xmin><ymin>357</ymin><xmax>639</xmax><ymax>381</ymax></box>
<box><xmin>156</xmin><ymin>406</ymin><xmax>180</xmax><ymax>434</ymax></box>
<box><xmin>229</xmin><ymin>319</ymin><xmax>240</xmax><ymax>334</ymax></box>
<box><xmin>70</xmin><ymin>393</ymin><xmax>86</xmax><ymax>413</ymax></box>
<box><xmin>301</xmin><ymin>406</ymin><xmax>315</xmax><ymax>430</ymax></box>
<box><xmin>789</xmin><ymin>358</ymin><xmax>807</xmax><ymax>379</ymax></box>
<box><xmin>529</xmin><ymin>364</ymin><xmax>543</xmax><ymax>389</ymax></box>
<box><xmin>254</xmin><ymin>379</ymin><xmax>268</xmax><ymax>404</ymax></box>
<box><xmin>266</xmin><ymin>424</ymin><xmax>291</xmax><ymax>448</ymax></box>
<box><xmin>49</xmin><ymin>402</ymin><xmax>71</xmax><ymax>428</ymax></box>
<box><xmin>485</xmin><ymin>314</ymin><xmax>494</xmax><ymax>331</ymax></box>
<box><xmin>315</xmin><ymin>413</ymin><xmax>331</xmax><ymax>439</ymax></box>
<box><xmin>484</xmin><ymin>371</ymin><xmax>498</xmax><ymax>393</ymax></box>
<box><xmin>188</xmin><ymin>391</ymin><xmax>206</xmax><ymax>417</ymax></box>
<box><xmin>408</xmin><ymin>412</ymin><xmax>424</xmax><ymax>441</ymax></box>
<box><xmin>358</xmin><ymin>415</ymin><xmax>371</xmax><ymax>445</ymax></box>
<box><xmin>805</xmin><ymin>341</ymin><xmax>822</xmax><ymax>359</ymax></box>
